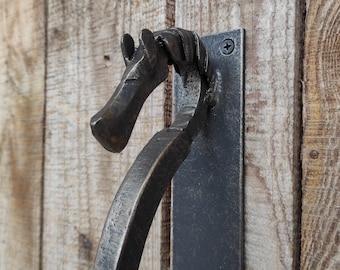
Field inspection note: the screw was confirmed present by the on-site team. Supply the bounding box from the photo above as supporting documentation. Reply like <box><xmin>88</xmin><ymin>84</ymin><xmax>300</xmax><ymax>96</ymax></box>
<box><xmin>310</xmin><ymin>150</ymin><xmax>319</xmax><ymax>159</ymax></box>
<box><xmin>221</xmin><ymin>39</ymin><xmax>234</xmax><ymax>55</ymax></box>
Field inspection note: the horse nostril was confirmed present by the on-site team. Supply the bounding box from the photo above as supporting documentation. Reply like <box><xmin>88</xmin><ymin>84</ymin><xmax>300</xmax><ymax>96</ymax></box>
<box><xmin>90</xmin><ymin>116</ymin><xmax>105</xmax><ymax>137</ymax></box>
<box><xmin>90</xmin><ymin>114</ymin><xmax>100</xmax><ymax>126</ymax></box>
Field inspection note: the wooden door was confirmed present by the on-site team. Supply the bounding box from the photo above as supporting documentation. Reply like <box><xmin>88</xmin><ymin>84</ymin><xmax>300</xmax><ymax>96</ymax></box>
<box><xmin>0</xmin><ymin>0</ymin><xmax>338</xmax><ymax>269</ymax></box>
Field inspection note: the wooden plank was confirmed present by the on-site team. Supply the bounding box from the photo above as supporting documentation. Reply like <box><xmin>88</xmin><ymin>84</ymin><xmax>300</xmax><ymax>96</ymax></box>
<box><xmin>0</xmin><ymin>0</ymin><xmax>45</xmax><ymax>269</ymax></box>
<box><xmin>175</xmin><ymin>1</ymin><xmax>303</xmax><ymax>268</ymax></box>
<box><xmin>301</xmin><ymin>1</ymin><xmax>340</xmax><ymax>269</ymax></box>
<box><xmin>161</xmin><ymin>1</ymin><xmax>175</xmax><ymax>269</ymax></box>
<box><xmin>43</xmin><ymin>0</ymin><xmax>172</xmax><ymax>269</ymax></box>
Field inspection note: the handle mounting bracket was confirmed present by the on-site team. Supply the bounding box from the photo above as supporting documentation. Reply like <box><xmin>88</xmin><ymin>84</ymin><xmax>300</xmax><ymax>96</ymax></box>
<box><xmin>173</xmin><ymin>29</ymin><xmax>244</xmax><ymax>270</ymax></box>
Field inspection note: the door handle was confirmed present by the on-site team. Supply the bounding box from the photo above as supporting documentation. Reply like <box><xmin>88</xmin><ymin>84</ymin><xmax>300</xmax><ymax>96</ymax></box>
<box><xmin>90</xmin><ymin>28</ymin><xmax>215</xmax><ymax>270</ymax></box>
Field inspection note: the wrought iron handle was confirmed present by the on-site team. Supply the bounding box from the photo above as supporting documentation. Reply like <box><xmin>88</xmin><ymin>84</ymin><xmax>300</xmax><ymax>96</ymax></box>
<box><xmin>90</xmin><ymin>28</ymin><xmax>215</xmax><ymax>270</ymax></box>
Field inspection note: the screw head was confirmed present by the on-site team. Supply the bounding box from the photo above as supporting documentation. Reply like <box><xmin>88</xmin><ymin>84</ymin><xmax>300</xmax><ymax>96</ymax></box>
<box><xmin>221</xmin><ymin>39</ymin><xmax>234</xmax><ymax>55</ymax></box>
<box><xmin>310</xmin><ymin>150</ymin><xmax>319</xmax><ymax>159</ymax></box>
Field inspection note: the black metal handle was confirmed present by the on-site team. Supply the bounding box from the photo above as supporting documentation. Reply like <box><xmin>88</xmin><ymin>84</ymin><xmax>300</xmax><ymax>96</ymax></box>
<box><xmin>90</xmin><ymin>28</ymin><xmax>215</xmax><ymax>270</ymax></box>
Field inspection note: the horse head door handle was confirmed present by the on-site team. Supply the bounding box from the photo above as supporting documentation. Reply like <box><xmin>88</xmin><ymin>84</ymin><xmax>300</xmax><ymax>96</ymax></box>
<box><xmin>90</xmin><ymin>28</ymin><xmax>216</xmax><ymax>270</ymax></box>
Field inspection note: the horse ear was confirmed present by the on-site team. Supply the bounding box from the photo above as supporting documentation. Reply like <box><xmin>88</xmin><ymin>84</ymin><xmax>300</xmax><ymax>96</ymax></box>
<box><xmin>139</xmin><ymin>29</ymin><xmax>157</xmax><ymax>66</ymax></box>
<box><xmin>121</xmin><ymin>33</ymin><xmax>135</xmax><ymax>66</ymax></box>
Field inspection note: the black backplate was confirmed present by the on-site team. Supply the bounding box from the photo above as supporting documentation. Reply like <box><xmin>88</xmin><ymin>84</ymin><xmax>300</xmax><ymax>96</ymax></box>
<box><xmin>173</xmin><ymin>29</ymin><xmax>245</xmax><ymax>270</ymax></box>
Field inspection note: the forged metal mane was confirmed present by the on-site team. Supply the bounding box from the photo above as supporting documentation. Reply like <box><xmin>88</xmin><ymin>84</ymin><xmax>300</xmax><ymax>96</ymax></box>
<box><xmin>90</xmin><ymin>28</ymin><xmax>215</xmax><ymax>270</ymax></box>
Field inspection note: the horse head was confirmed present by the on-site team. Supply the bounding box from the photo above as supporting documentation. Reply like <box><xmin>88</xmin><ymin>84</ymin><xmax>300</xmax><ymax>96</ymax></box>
<box><xmin>90</xmin><ymin>28</ymin><xmax>211</xmax><ymax>153</ymax></box>
<box><xmin>90</xmin><ymin>29</ymin><xmax>168</xmax><ymax>152</ymax></box>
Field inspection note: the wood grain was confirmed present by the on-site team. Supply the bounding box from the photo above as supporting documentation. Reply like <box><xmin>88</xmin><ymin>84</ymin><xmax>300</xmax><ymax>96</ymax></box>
<box><xmin>43</xmin><ymin>0</ymin><xmax>172</xmax><ymax>269</ymax></box>
<box><xmin>175</xmin><ymin>1</ymin><xmax>304</xmax><ymax>268</ymax></box>
<box><xmin>301</xmin><ymin>1</ymin><xmax>340</xmax><ymax>269</ymax></box>
<box><xmin>0</xmin><ymin>0</ymin><xmax>45</xmax><ymax>269</ymax></box>
<box><xmin>161</xmin><ymin>1</ymin><xmax>175</xmax><ymax>269</ymax></box>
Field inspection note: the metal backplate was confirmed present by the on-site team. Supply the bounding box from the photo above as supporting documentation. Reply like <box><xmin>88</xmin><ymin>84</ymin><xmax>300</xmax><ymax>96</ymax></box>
<box><xmin>173</xmin><ymin>29</ymin><xmax>244</xmax><ymax>270</ymax></box>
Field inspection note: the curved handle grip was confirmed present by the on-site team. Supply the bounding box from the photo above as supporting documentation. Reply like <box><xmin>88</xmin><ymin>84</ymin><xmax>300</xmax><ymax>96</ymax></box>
<box><xmin>91</xmin><ymin>28</ymin><xmax>214</xmax><ymax>270</ymax></box>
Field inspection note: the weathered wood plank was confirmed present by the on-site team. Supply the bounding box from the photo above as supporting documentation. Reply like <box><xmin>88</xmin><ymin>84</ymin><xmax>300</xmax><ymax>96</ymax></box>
<box><xmin>301</xmin><ymin>1</ymin><xmax>340</xmax><ymax>269</ymax></box>
<box><xmin>43</xmin><ymin>0</ymin><xmax>172</xmax><ymax>268</ymax></box>
<box><xmin>175</xmin><ymin>1</ymin><xmax>303</xmax><ymax>268</ymax></box>
<box><xmin>0</xmin><ymin>0</ymin><xmax>45</xmax><ymax>269</ymax></box>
